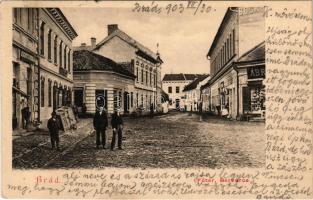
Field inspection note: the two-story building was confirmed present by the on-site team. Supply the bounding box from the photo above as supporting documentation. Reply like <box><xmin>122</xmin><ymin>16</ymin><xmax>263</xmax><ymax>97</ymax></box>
<box><xmin>183</xmin><ymin>74</ymin><xmax>210</xmax><ymax>112</ymax></box>
<box><xmin>73</xmin><ymin>50</ymin><xmax>136</xmax><ymax>115</ymax></box>
<box><xmin>206</xmin><ymin>7</ymin><xmax>265</xmax><ymax>120</ymax></box>
<box><xmin>12</xmin><ymin>8</ymin><xmax>39</xmax><ymax>130</ymax></box>
<box><xmin>162</xmin><ymin>73</ymin><xmax>207</xmax><ymax>110</ymax></box>
<box><xmin>90</xmin><ymin>24</ymin><xmax>163</xmax><ymax>114</ymax></box>
<box><xmin>38</xmin><ymin>8</ymin><xmax>77</xmax><ymax>127</ymax></box>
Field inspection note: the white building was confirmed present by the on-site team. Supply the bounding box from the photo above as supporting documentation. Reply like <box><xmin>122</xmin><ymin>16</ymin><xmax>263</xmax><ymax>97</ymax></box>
<box><xmin>183</xmin><ymin>75</ymin><xmax>210</xmax><ymax>112</ymax></box>
<box><xmin>162</xmin><ymin>74</ymin><xmax>207</xmax><ymax>110</ymax></box>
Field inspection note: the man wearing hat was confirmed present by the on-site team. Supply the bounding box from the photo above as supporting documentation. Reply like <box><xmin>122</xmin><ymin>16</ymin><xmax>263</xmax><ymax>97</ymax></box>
<box><xmin>93</xmin><ymin>106</ymin><xmax>108</xmax><ymax>149</ymax></box>
<box><xmin>47</xmin><ymin>111</ymin><xmax>61</xmax><ymax>150</ymax></box>
<box><xmin>110</xmin><ymin>108</ymin><xmax>123</xmax><ymax>150</ymax></box>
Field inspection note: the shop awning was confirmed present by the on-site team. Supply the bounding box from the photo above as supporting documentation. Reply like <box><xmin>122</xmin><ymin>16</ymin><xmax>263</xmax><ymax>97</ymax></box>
<box><xmin>12</xmin><ymin>86</ymin><xmax>29</xmax><ymax>98</ymax></box>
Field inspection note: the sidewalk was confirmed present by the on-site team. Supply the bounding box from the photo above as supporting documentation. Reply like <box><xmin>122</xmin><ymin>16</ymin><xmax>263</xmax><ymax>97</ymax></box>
<box><xmin>12</xmin><ymin>118</ymin><xmax>93</xmax><ymax>169</ymax></box>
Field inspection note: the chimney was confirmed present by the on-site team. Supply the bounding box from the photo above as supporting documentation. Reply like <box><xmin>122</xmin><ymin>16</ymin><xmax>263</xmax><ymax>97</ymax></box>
<box><xmin>108</xmin><ymin>24</ymin><xmax>118</xmax><ymax>35</ymax></box>
<box><xmin>91</xmin><ymin>37</ymin><xmax>96</xmax><ymax>48</ymax></box>
<box><xmin>81</xmin><ymin>43</ymin><xmax>86</xmax><ymax>47</ymax></box>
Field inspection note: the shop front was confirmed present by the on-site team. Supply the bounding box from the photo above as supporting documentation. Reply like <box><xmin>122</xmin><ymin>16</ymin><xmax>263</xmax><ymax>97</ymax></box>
<box><xmin>241</xmin><ymin>65</ymin><xmax>265</xmax><ymax>120</ymax></box>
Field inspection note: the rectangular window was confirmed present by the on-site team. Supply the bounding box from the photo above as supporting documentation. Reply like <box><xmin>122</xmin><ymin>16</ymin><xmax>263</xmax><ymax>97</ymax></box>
<box><xmin>136</xmin><ymin>93</ymin><xmax>138</xmax><ymax>107</ymax></box>
<box><xmin>54</xmin><ymin>36</ymin><xmax>57</xmax><ymax>64</ymax></box>
<box><xmin>68</xmin><ymin>50</ymin><xmax>71</xmax><ymax>72</ymax></box>
<box><xmin>59</xmin><ymin>41</ymin><xmax>62</xmax><ymax>67</ymax></box>
<box><xmin>176</xmin><ymin>86</ymin><xmax>180</xmax><ymax>93</ymax></box>
<box><xmin>141</xmin><ymin>69</ymin><xmax>144</xmax><ymax>83</ymax></box>
<box><xmin>40</xmin><ymin>22</ymin><xmax>45</xmax><ymax>56</ymax></box>
<box><xmin>48</xmin><ymin>30</ymin><xmax>52</xmax><ymax>60</ymax></box>
<box><xmin>41</xmin><ymin>79</ymin><xmax>45</xmax><ymax>107</ymax></box>
<box><xmin>131</xmin><ymin>92</ymin><xmax>133</xmax><ymax>108</ymax></box>
<box><xmin>168</xmin><ymin>86</ymin><xmax>172</xmax><ymax>93</ymax></box>
<box><xmin>48</xmin><ymin>80</ymin><xmax>52</xmax><ymax>107</ymax></box>
<box><xmin>150</xmin><ymin>72</ymin><xmax>152</xmax><ymax>86</ymax></box>
<box><xmin>233</xmin><ymin>29</ymin><xmax>236</xmax><ymax>55</ymax></box>
<box><xmin>136</xmin><ymin>67</ymin><xmax>139</xmax><ymax>82</ymax></box>
<box><xmin>13</xmin><ymin>8</ymin><xmax>18</xmax><ymax>23</ymax></box>
<box><xmin>141</xmin><ymin>94</ymin><xmax>143</xmax><ymax>106</ymax></box>
<box><xmin>146</xmin><ymin>71</ymin><xmax>148</xmax><ymax>85</ymax></box>
<box><xmin>64</xmin><ymin>47</ymin><xmax>67</xmax><ymax>69</ymax></box>
<box><xmin>113</xmin><ymin>90</ymin><xmax>118</xmax><ymax>110</ymax></box>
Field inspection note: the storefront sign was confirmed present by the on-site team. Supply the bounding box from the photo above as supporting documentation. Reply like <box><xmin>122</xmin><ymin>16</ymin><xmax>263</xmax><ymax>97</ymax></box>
<box><xmin>247</xmin><ymin>66</ymin><xmax>265</xmax><ymax>79</ymax></box>
<box><xmin>20</xmin><ymin>50</ymin><xmax>36</xmax><ymax>63</ymax></box>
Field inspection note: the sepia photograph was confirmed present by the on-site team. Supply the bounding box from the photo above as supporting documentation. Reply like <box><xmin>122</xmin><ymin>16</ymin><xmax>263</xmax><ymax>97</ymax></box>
<box><xmin>11</xmin><ymin>5</ymin><xmax>266</xmax><ymax>169</ymax></box>
<box><xmin>1</xmin><ymin>0</ymin><xmax>312</xmax><ymax>199</ymax></box>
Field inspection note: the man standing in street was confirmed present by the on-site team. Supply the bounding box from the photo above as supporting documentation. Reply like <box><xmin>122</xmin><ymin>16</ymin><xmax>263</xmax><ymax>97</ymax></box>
<box><xmin>111</xmin><ymin>109</ymin><xmax>123</xmax><ymax>151</ymax></box>
<box><xmin>47</xmin><ymin>111</ymin><xmax>61</xmax><ymax>150</ymax></box>
<box><xmin>93</xmin><ymin>106</ymin><xmax>108</xmax><ymax>149</ymax></box>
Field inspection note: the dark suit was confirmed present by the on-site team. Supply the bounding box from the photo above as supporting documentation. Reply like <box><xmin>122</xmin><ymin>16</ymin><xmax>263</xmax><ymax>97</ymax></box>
<box><xmin>47</xmin><ymin>117</ymin><xmax>60</xmax><ymax>149</ymax></box>
<box><xmin>93</xmin><ymin>110</ymin><xmax>108</xmax><ymax>147</ymax></box>
<box><xmin>111</xmin><ymin>112</ymin><xmax>123</xmax><ymax>150</ymax></box>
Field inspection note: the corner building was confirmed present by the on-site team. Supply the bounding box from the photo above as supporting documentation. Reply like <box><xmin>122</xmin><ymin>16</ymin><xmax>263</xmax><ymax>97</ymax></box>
<box><xmin>206</xmin><ymin>7</ymin><xmax>265</xmax><ymax>120</ymax></box>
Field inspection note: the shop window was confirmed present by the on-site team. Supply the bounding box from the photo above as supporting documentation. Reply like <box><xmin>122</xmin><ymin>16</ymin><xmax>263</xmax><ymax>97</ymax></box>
<box><xmin>250</xmin><ymin>87</ymin><xmax>265</xmax><ymax>112</ymax></box>
<box><xmin>48</xmin><ymin>80</ymin><xmax>52</xmax><ymax>107</ymax></box>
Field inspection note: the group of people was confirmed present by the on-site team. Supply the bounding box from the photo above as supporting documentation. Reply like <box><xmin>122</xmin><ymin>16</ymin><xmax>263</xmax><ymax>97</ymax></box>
<box><xmin>47</xmin><ymin>106</ymin><xmax>124</xmax><ymax>151</ymax></box>
<box><xmin>93</xmin><ymin>107</ymin><xmax>124</xmax><ymax>151</ymax></box>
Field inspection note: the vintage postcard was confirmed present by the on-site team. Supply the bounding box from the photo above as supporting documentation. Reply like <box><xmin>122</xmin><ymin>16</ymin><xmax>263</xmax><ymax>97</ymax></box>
<box><xmin>0</xmin><ymin>0</ymin><xmax>312</xmax><ymax>199</ymax></box>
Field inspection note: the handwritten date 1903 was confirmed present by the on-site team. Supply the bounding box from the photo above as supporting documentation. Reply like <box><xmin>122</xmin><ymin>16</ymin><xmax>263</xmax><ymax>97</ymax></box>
<box><xmin>132</xmin><ymin>1</ymin><xmax>214</xmax><ymax>15</ymax></box>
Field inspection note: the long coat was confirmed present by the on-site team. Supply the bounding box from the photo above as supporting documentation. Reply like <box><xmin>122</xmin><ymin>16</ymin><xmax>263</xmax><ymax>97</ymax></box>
<box><xmin>93</xmin><ymin>111</ymin><xmax>108</xmax><ymax>130</ymax></box>
<box><xmin>47</xmin><ymin>117</ymin><xmax>60</xmax><ymax>134</ymax></box>
<box><xmin>111</xmin><ymin>113</ymin><xmax>123</xmax><ymax>129</ymax></box>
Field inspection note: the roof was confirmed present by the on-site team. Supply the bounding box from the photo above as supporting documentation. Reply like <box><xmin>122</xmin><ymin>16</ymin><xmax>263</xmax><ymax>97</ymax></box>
<box><xmin>94</xmin><ymin>29</ymin><xmax>161</xmax><ymax>64</ymax></box>
<box><xmin>73</xmin><ymin>50</ymin><xmax>136</xmax><ymax>79</ymax></box>
<box><xmin>237</xmin><ymin>41</ymin><xmax>265</xmax><ymax>62</ymax></box>
<box><xmin>207</xmin><ymin>7</ymin><xmax>237</xmax><ymax>57</ymax></box>
<box><xmin>183</xmin><ymin>74</ymin><xmax>210</xmax><ymax>92</ymax></box>
<box><xmin>162</xmin><ymin>73</ymin><xmax>209</xmax><ymax>81</ymax></box>
<box><xmin>45</xmin><ymin>8</ymin><xmax>78</xmax><ymax>40</ymax></box>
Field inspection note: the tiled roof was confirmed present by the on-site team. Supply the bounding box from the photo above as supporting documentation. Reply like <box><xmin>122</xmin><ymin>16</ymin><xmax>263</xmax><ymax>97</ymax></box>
<box><xmin>94</xmin><ymin>29</ymin><xmax>161</xmax><ymax>63</ymax></box>
<box><xmin>73</xmin><ymin>50</ymin><xmax>136</xmax><ymax>78</ymax></box>
<box><xmin>162</xmin><ymin>73</ymin><xmax>209</xmax><ymax>81</ymax></box>
<box><xmin>237</xmin><ymin>41</ymin><xmax>265</xmax><ymax>62</ymax></box>
<box><xmin>183</xmin><ymin>74</ymin><xmax>210</xmax><ymax>92</ymax></box>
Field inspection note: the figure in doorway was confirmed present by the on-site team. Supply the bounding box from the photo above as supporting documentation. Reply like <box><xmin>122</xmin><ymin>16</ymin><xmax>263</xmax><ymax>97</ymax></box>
<box><xmin>21</xmin><ymin>106</ymin><xmax>30</xmax><ymax>130</ymax></box>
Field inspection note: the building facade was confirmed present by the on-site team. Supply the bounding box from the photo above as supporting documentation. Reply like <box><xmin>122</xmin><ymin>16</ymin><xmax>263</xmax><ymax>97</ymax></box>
<box><xmin>38</xmin><ymin>8</ymin><xmax>77</xmax><ymax>127</ymax></box>
<box><xmin>73</xmin><ymin>50</ymin><xmax>136</xmax><ymax>115</ymax></box>
<box><xmin>206</xmin><ymin>7</ymin><xmax>265</xmax><ymax>120</ymax></box>
<box><xmin>162</xmin><ymin>73</ymin><xmax>208</xmax><ymax>110</ymax></box>
<box><xmin>183</xmin><ymin>74</ymin><xmax>210</xmax><ymax>112</ymax></box>
<box><xmin>12</xmin><ymin>8</ymin><xmax>39</xmax><ymax>130</ymax></box>
<box><xmin>88</xmin><ymin>24</ymin><xmax>163</xmax><ymax>114</ymax></box>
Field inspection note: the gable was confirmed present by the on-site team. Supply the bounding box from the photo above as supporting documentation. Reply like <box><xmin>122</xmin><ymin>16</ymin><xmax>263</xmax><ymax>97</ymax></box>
<box><xmin>93</xmin><ymin>36</ymin><xmax>137</xmax><ymax>63</ymax></box>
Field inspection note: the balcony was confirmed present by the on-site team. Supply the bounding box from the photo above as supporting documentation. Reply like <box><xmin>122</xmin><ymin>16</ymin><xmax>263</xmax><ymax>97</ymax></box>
<box><xmin>59</xmin><ymin>67</ymin><xmax>68</xmax><ymax>77</ymax></box>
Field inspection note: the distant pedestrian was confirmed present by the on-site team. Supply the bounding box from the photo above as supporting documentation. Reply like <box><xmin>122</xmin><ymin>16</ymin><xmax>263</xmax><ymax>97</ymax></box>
<box><xmin>21</xmin><ymin>106</ymin><xmax>30</xmax><ymax>129</ymax></box>
<box><xmin>82</xmin><ymin>103</ymin><xmax>87</xmax><ymax>117</ymax></box>
<box><xmin>72</xmin><ymin>105</ymin><xmax>79</xmax><ymax>121</ymax></box>
<box><xmin>111</xmin><ymin>109</ymin><xmax>123</xmax><ymax>151</ymax></box>
<box><xmin>93</xmin><ymin>107</ymin><xmax>108</xmax><ymax>149</ymax></box>
<box><xmin>47</xmin><ymin>111</ymin><xmax>61</xmax><ymax>150</ymax></box>
<box><xmin>150</xmin><ymin>103</ymin><xmax>154</xmax><ymax>117</ymax></box>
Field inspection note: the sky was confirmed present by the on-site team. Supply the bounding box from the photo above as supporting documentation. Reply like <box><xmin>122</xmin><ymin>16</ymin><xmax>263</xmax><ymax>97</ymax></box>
<box><xmin>62</xmin><ymin>3</ymin><xmax>227</xmax><ymax>77</ymax></box>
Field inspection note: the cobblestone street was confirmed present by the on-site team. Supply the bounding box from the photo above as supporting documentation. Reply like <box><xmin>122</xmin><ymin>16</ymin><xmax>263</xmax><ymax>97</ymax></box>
<box><xmin>13</xmin><ymin>112</ymin><xmax>265</xmax><ymax>169</ymax></box>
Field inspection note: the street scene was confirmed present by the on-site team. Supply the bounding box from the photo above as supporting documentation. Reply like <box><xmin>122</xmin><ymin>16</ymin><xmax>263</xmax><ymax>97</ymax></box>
<box><xmin>13</xmin><ymin>112</ymin><xmax>264</xmax><ymax>169</ymax></box>
<box><xmin>12</xmin><ymin>5</ymin><xmax>266</xmax><ymax>169</ymax></box>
